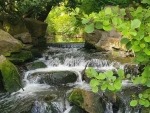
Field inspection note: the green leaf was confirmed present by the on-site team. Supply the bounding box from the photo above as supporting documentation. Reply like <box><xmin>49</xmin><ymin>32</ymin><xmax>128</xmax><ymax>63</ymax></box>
<box><xmin>126</xmin><ymin>42</ymin><xmax>132</xmax><ymax>50</ymax></box>
<box><xmin>84</xmin><ymin>23</ymin><xmax>94</xmax><ymax>33</ymax></box>
<box><xmin>138</xmin><ymin>94</ymin><xmax>143</xmax><ymax>98</ymax></box>
<box><xmin>105</xmin><ymin>70</ymin><xmax>113</xmax><ymax>78</ymax></box>
<box><xmin>140</xmin><ymin>43</ymin><xmax>145</xmax><ymax>48</ymax></box>
<box><xmin>144</xmin><ymin>36</ymin><xmax>150</xmax><ymax>42</ymax></box>
<box><xmin>130</xmin><ymin>100</ymin><xmax>138</xmax><ymax>106</ymax></box>
<box><xmin>112</xmin><ymin>17</ymin><xmax>118</xmax><ymax>25</ymax></box>
<box><xmin>96</xmin><ymin>73</ymin><xmax>106</xmax><ymax>80</ymax></box>
<box><xmin>122</xmin><ymin>30</ymin><xmax>130</xmax><ymax>36</ymax></box>
<box><xmin>144</xmin><ymin>49</ymin><xmax>150</xmax><ymax>55</ymax></box>
<box><xmin>105</xmin><ymin>7</ymin><xmax>112</xmax><ymax>15</ymax></box>
<box><xmin>103</xmin><ymin>20</ymin><xmax>110</xmax><ymax>26</ymax></box>
<box><xmin>141</xmin><ymin>0</ymin><xmax>150</xmax><ymax>4</ymax></box>
<box><xmin>126</xmin><ymin>74</ymin><xmax>131</xmax><ymax>78</ymax></box>
<box><xmin>120</xmin><ymin>38</ymin><xmax>130</xmax><ymax>44</ymax></box>
<box><xmin>101</xmin><ymin>83</ymin><xmax>107</xmax><ymax>90</ymax></box>
<box><xmin>103</xmin><ymin>25</ymin><xmax>112</xmax><ymax>31</ymax></box>
<box><xmin>131</xmin><ymin>19</ymin><xmax>141</xmax><ymax>30</ymax></box>
<box><xmin>114</xmin><ymin>79</ymin><xmax>122</xmax><ymax>90</ymax></box>
<box><xmin>90</xmin><ymin>79</ymin><xmax>99</xmax><ymax>87</ymax></box>
<box><xmin>92</xmin><ymin>86</ymin><xmax>98</xmax><ymax>92</ymax></box>
<box><xmin>132</xmin><ymin>45</ymin><xmax>141</xmax><ymax>52</ymax></box>
<box><xmin>129</xmin><ymin>31</ymin><xmax>137</xmax><ymax>36</ymax></box>
<box><xmin>82</xmin><ymin>18</ymin><xmax>90</xmax><ymax>24</ymax></box>
<box><xmin>146</xmin><ymin>80</ymin><xmax>150</xmax><ymax>87</ymax></box>
<box><xmin>108</xmin><ymin>84</ymin><xmax>115</xmax><ymax>91</ymax></box>
<box><xmin>143</xmin><ymin>93</ymin><xmax>149</xmax><ymax>98</ymax></box>
<box><xmin>139</xmin><ymin>99</ymin><xmax>145</xmax><ymax>105</ymax></box>
<box><xmin>95</xmin><ymin>22</ymin><xmax>103</xmax><ymax>29</ymax></box>
<box><xmin>144</xmin><ymin>100</ymin><xmax>150</xmax><ymax>107</ymax></box>
<box><xmin>85</xmin><ymin>67</ymin><xmax>98</xmax><ymax>77</ymax></box>
<box><xmin>117</xmin><ymin>69</ymin><xmax>124</xmax><ymax>77</ymax></box>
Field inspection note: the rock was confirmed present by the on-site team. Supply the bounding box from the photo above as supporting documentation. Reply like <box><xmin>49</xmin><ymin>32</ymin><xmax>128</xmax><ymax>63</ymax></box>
<box><xmin>7</xmin><ymin>51</ymin><xmax>33</xmax><ymax>64</ymax></box>
<box><xmin>85</xmin><ymin>29</ymin><xmax>125</xmax><ymax>51</ymax></box>
<box><xmin>14</xmin><ymin>32</ymin><xmax>32</xmax><ymax>44</ymax></box>
<box><xmin>27</xmin><ymin>61</ymin><xmax>47</xmax><ymax>70</ymax></box>
<box><xmin>0</xmin><ymin>55</ymin><xmax>21</xmax><ymax>92</ymax></box>
<box><xmin>0</xmin><ymin>29</ymin><xmax>23</xmax><ymax>56</ymax></box>
<box><xmin>24</xmin><ymin>18</ymin><xmax>48</xmax><ymax>37</ymax></box>
<box><xmin>0</xmin><ymin>14</ymin><xmax>28</xmax><ymax>35</ymax></box>
<box><xmin>69</xmin><ymin>105</ymin><xmax>87</xmax><ymax>113</ymax></box>
<box><xmin>28</xmin><ymin>71</ymin><xmax>77</xmax><ymax>85</ymax></box>
<box><xmin>69</xmin><ymin>88</ymin><xmax>104</xmax><ymax>113</ymax></box>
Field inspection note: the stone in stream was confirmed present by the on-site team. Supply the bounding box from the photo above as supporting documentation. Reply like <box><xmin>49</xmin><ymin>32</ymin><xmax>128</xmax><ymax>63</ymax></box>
<box><xmin>28</xmin><ymin>71</ymin><xmax>78</xmax><ymax>85</ymax></box>
<box><xmin>68</xmin><ymin>88</ymin><xmax>105</xmax><ymax>113</ymax></box>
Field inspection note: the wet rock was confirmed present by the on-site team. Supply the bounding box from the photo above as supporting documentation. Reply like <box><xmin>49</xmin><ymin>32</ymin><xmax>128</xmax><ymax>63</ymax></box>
<box><xmin>7</xmin><ymin>50</ymin><xmax>33</xmax><ymax>64</ymax></box>
<box><xmin>27</xmin><ymin>61</ymin><xmax>47</xmax><ymax>70</ymax></box>
<box><xmin>69</xmin><ymin>105</ymin><xmax>87</xmax><ymax>113</ymax></box>
<box><xmin>69</xmin><ymin>88</ymin><xmax>104</xmax><ymax>113</ymax></box>
<box><xmin>0</xmin><ymin>29</ymin><xmax>23</xmax><ymax>56</ymax></box>
<box><xmin>0</xmin><ymin>55</ymin><xmax>21</xmax><ymax>92</ymax></box>
<box><xmin>28</xmin><ymin>71</ymin><xmax>77</xmax><ymax>85</ymax></box>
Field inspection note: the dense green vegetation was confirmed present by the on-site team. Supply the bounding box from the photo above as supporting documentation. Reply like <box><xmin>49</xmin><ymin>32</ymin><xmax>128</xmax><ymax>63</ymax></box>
<box><xmin>84</xmin><ymin>0</ymin><xmax>150</xmax><ymax>108</ymax></box>
<box><xmin>1</xmin><ymin>0</ymin><xmax>150</xmax><ymax>108</ymax></box>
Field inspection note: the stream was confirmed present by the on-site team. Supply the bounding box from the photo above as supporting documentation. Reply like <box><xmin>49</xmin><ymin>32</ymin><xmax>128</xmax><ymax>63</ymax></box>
<box><xmin>0</xmin><ymin>44</ymin><xmax>145</xmax><ymax>113</ymax></box>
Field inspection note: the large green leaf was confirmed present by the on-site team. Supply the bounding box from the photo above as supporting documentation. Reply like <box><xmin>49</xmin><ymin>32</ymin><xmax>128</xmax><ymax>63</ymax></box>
<box><xmin>103</xmin><ymin>25</ymin><xmax>112</xmax><ymax>31</ymax></box>
<box><xmin>144</xmin><ymin>48</ymin><xmax>150</xmax><ymax>55</ymax></box>
<box><xmin>105</xmin><ymin>7</ymin><xmax>112</xmax><ymax>15</ymax></box>
<box><xmin>82</xmin><ymin>18</ymin><xmax>90</xmax><ymax>24</ymax></box>
<box><xmin>92</xmin><ymin>86</ymin><xmax>98</xmax><ymax>92</ymax></box>
<box><xmin>90</xmin><ymin>79</ymin><xmax>99</xmax><ymax>87</ymax></box>
<box><xmin>84</xmin><ymin>23</ymin><xmax>94</xmax><ymax>33</ymax></box>
<box><xmin>96</xmin><ymin>73</ymin><xmax>106</xmax><ymax>80</ymax></box>
<box><xmin>132</xmin><ymin>45</ymin><xmax>141</xmax><ymax>52</ymax></box>
<box><xmin>95</xmin><ymin>22</ymin><xmax>103</xmax><ymax>29</ymax></box>
<box><xmin>131</xmin><ymin>19</ymin><xmax>141</xmax><ymax>30</ymax></box>
<box><xmin>120</xmin><ymin>38</ymin><xmax>130</xmax><ymax>44</ymax></box>
<box><xmin>130</xmin><ymin>100</ymin><xmax>138</xmax><ymax>106</ymax></box>
<box><xmin>144</xmin><ymin>36</ymin><xmax>150</xmax><ymax>42</ymax></box>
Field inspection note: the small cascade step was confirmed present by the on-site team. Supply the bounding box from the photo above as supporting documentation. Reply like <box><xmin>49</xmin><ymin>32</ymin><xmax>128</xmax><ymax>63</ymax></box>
<box><xmin>47</xmin><ymin>42</ymin><xmax>85</xmax><ymax>48</ymax></box>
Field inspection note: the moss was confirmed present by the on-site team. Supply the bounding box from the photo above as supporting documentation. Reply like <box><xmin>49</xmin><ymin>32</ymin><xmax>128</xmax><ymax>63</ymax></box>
<box><xmin>69</xmin><ymin>89</ymin><xmax>84</xmax><ymax>107</ymax></box>
<box><xmin>8</xmin><ymin>50</ymin><xmax>33</xmax><ymax>64</ymax></box>
<box><xmin>0</xmin><ymin>57</ymin><xmax>21</xmax><ymax>92</ymax></box>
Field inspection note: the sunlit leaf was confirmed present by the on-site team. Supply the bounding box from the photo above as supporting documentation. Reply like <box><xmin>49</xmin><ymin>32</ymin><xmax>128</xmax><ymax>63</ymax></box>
<box><xmin>95</xmin><ymin>22</ymin><xmax>103</xmax><ymax>29</ymax></box>
<box><xmin>96</xmin><ymin>73</ymin><xmax>106</xmax><ymax>80</ymax></box>
<box><xmin>131</xmin><ymin>19</ymin><xmax>141</xmax><ymax>30</ymax></box>
<box><xmin>84</xmin><ymin>23</ymin><xmax>94</xmax><ymax>33</ymax></box>
<box><xmin>90</xmin><ymin>79</ymin><xmax>99</xmax><ymax>87</ymax></box>
<box><xmin>92</xmin><ymin>86</ymin><xmax>98</xmax><ymax>92</ymax></box>
<box><xmin>121</xmin><ymin>38</ymin><xmax>130</xmax><ymax>44</ymax></box>
<box><xmin>139</xmin><ymin>99</ymin><xmax>145</xmax><ymax>105</ymax></box>
<box><xmin>105</xmin><ymin>7</ymin><xmax>112</xmax><ymax>15</ymax></box>
<box><xmin>103</xmin><ymin>25</ymin><xmax>112</xmax><ymax>31</ymax></box>
<box><xmin>132</xmin><ymin>45</ymin><xmax>141</xmax><ymax>52</ymax></box>
<box><xmin>144</xmin><ymin>36</ymin><xmax>150</xmax><ymax>42</ymax></box>
<box><xmin>101</xmin><ymin>83</ymin><xmax>107</xmax><ymax>90</ymax></box>
<box><xmin>82</xmin><ymin>18</ymin><xmax>90</xmax><ymax>24</ymax></box>
<box><xmin>130</xmin><ymin>100</ymin><xmax>138</xmax><ymax>106</ymax></box>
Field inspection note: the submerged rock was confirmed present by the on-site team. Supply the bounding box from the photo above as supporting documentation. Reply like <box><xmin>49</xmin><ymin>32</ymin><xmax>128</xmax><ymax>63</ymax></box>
<box><xmin>0</xmin><ymin>55</ymin><xmax>21</xmax><ymax>92</ymax></box>
<box><xmin>28</xmin><ymin>71</ymin><xmax>77</xmax><ymax>85</ymax></box>
<box><xmin>27</xmin><ymin>61</ymin><xmax>47</xmax><ymax>70</ymax></box>
<box><xmin>69</xmin><ymin>88</ymin><xmax>104</xmax><ymax>113</ymax></box>
<box><xmin>69</xmin><ymin>105</ymin><xmax>87</xmax><ymax>113</ymax></box>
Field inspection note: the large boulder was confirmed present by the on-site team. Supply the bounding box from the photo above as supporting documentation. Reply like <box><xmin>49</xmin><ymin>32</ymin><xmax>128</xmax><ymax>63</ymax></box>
<box><xmin>27</xmin><ymin>71</ymin><xmax>77</xmax><ymax>85</ymax></box>
<box><xmin>0</xmin><ymin>55</ymin><xmax>21</xmax><ymax>92</ymax></box>
<box><xmin>24</xmin><ymin>18</ymin><xmax>48</xmax><ymax>37</ymax></box>
<box><xmin>69</xmin><ymin>88</ymin><xmax>104</xmax><ymax>113</ymax></box>
<box><xmin>0</xmin><ymin>29</ymin><xmax>23</xmax><ymax>56</ymax></box>
<box><xmin>14</xmin><ymin>32</ymin><xmax>32</xmax><ymax>44</ymax></box>
<box><xmin>85</xmin><ymin>29</ymin><xmax>125</xmax><ymax>51</ymax></box>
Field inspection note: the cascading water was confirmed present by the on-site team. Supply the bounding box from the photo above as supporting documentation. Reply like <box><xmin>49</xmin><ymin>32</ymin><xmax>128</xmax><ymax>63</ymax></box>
<box><xmin>0</xmin><ymin>46</ymin><xmax>142</xmax><ymax>113</ymax></box>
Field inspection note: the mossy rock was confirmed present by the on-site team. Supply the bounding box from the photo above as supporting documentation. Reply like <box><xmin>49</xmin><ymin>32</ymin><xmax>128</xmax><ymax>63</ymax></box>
<box><xmin>7</xmin><ymin>51</ymin><xmax>33</xmax><ymax>64</ymax></box>
<box><xmin>69</xmin><ymin>88</ymin><xmax>104</xmax><ymax>113</ymax></box>
<box><xmin>28</xmin><ymin>61</ymin><xmax>47</xmax><ymax>70</ymax></box>
<box><xmin>69</xmin><ymin>89</ymin><xmax>84</xmax><ymax>107</ymax></box>
<box><xmin>0</xmin><ymin>55</ymin><xmax>21</xmax><ymax>92</ymax></box>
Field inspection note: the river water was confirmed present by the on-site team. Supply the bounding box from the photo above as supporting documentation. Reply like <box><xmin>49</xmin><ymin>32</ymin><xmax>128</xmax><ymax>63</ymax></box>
<box><xmin>0</xmin><ymin>45</ymin><xmax>143</xmax><ymax>113</ymax></box>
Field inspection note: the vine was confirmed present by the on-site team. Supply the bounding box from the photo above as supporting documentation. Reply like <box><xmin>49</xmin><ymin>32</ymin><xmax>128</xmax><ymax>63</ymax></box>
<box><xmin>83</xmin><ymin>1</ymin><xmax>150</xmax><ymax>107</ymax></box>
